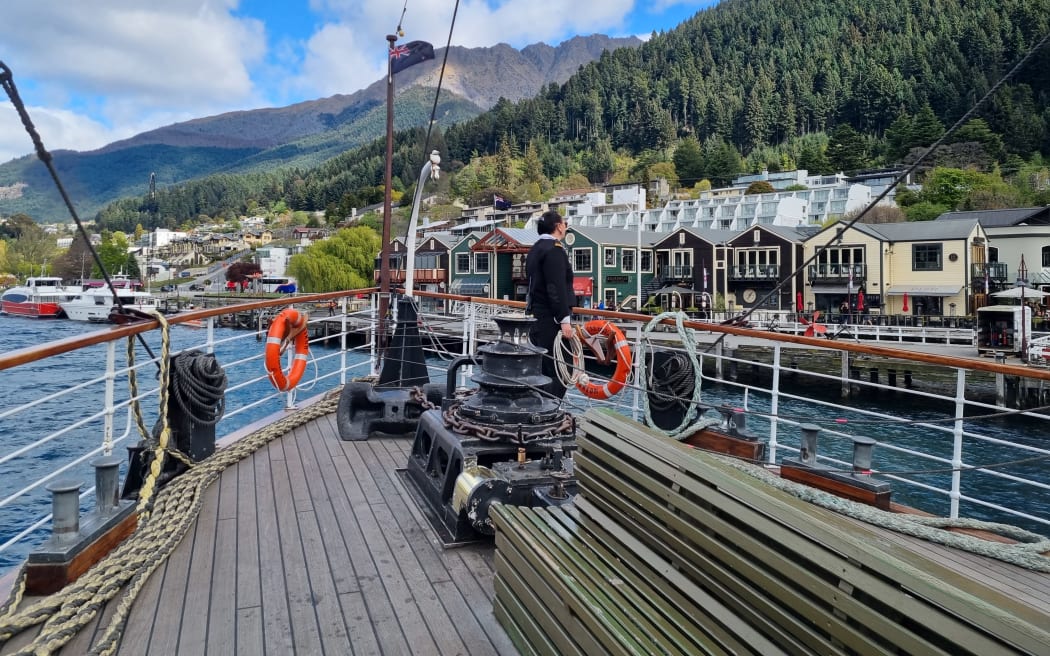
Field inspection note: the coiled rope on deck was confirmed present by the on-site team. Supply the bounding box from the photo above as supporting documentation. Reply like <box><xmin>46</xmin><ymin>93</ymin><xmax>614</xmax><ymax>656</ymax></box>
<box><xmin>0</xmin><ymin>311</ymin><xmax>340</xmax><ymax>656</ymax></box>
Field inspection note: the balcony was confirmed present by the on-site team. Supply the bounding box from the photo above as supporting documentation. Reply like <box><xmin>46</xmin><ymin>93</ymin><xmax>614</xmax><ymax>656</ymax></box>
<box><xmin>659</xmin><ymin>265</ymin><xmax>693</xmax><ymax>280</ymax></box>
<box><xmin>808</xmin><ymin>263</ymin><xmax>866</xmax><ymax>285</ymax></box>
<box><xmin>372</xmin><ymin>268</ymin><xmax>446</xmax><ymax>284</ymax></box>
<box><xmin>729</xmin><ymin>264</ymin><xmax>780</xmax><ymax>281</ymax></box>
<box><xmin>971</xmin><ymin>262</ymin><xmax>1009</xmax><ymax>282</ymax></box>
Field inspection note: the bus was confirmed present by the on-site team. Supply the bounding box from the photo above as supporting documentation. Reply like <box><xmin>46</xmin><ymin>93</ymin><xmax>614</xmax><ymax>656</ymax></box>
<box><xmin>258</xmin><ymin>276</ymin><xmax>297</xmax><ymax>293</ymax></box>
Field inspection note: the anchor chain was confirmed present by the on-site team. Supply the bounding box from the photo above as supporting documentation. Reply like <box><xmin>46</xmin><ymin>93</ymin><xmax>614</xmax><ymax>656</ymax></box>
<box><xmin>442</xmin><ymin>402</ymin><xmax>574</xmax><ymax>444</ymax></box>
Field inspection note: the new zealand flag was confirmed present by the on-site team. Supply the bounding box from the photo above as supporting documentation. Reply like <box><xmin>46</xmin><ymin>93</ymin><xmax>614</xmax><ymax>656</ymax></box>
<box><xmin>493</xmin><ymin>194</ymin><xmax>512</xmax><ymax>210</ymax></box>
<box><xmin>389</xmin><ymin>41</ymin><xmax>435</xmax><ymax>74</ymax></box>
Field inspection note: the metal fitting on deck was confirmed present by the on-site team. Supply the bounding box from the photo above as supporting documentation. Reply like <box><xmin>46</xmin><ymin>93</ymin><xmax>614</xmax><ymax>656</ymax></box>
<box><xmin>92</xmin><ymin>455</ymin><xmax>123</xmax><ymax>515</ymax></box>
<box><xmin>851</xmin><ymin>436</ymin><xmax>877</xmax><ymax>473</ymax></box>
<box><xmin>46</xmin><ymin>479</ymin><xmax>83</xmax><ymax>542</ymax></box>
<box><xmin>799</xmin><ymin>423</ymin><xmax>821</xmax><ymax>466</ymax></box>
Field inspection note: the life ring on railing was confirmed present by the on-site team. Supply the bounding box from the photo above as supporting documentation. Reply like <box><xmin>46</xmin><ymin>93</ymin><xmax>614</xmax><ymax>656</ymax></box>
<box><xmin>575</xmin><ymin>320</ymin><xmax>632</xmax><ymax>400</ymax></box>
<box><xmin>265</xmin><ymin>308</ymin><xmax>310</xmax><ymax>391</ymax></box>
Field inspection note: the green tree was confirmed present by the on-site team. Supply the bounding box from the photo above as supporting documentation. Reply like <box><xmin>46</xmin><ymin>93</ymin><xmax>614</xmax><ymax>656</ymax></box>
<box><xmin>6</xmin><ymin>221</ymin><xmax>56</xmax><ymax>277</ymax></box>
<box><xmin>288</xmin><ymin>226</ymin><xmax>380</xmax><ymax>292</ymax></box>
<box><xmin>673</xmin><ymin>137</ymin><xmax>705</xmax><ymax>186</ymax></box>
<box><xmin>825</xmin><ymin>124</ymin><xmax>868</xmax><ymax>173</ymax></box>
<box><xmin>745</xmin><ymin>181</ymin><xmax>775</xmax><ymax>195</ymax></box>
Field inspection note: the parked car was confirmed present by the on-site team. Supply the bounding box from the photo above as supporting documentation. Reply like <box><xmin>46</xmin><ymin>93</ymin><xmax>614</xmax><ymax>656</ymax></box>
<box><xmin>160</xmin><ymin>284</ymin><xmax>176</xmax><ymax>292</ymax></box>
<box><xmin>188</xmin><ymin>283</ymin><xmax>206</xmax><ymax>291</ymax></box>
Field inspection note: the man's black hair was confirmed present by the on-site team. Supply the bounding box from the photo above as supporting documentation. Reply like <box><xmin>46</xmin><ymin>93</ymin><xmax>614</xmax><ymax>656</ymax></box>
<box><xmin>536</xmin><ymin>210</ymin><xmax>563</xmax><ymax>235</ymax></box>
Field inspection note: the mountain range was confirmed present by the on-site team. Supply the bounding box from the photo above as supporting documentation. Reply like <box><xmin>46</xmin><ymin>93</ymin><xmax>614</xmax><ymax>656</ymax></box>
<box><xmin>0</xmin><ymin>34</ymin><xmax>640</xmax><ymax>221</ymax></box>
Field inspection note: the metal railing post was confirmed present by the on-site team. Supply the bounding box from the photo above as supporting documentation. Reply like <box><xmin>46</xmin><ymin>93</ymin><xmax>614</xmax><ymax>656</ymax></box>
<box><xmin>103</xmin><ymin>341</ymin><xmax>117</xmax><ymax>456</ymax></box>
<box><xmin>949</xmin><ymin>368</ymin><xmax>966</xmax><ymax>519</ymax></box>
<box><xmin>768</xmin><ymin>344</ymin><xmax>781</xmax><ymax>463</ymax></box>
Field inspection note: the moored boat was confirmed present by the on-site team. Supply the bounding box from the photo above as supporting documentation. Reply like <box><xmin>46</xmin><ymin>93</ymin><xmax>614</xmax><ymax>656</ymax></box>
<box><xmin>59</xmin><ymin>287</ymin><xmax>159</xmax><ymax>323</ymax></box>
<box><xmin>0</xmin><ymin>277</ymin><xmax>79</xmax><ymax>318</ymax></box>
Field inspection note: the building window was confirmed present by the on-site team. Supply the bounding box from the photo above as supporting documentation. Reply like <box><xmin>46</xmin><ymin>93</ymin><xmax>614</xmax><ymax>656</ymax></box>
<box><xmin>474</xmin><ymin>252</ymin><xmax>490</xmax><ymax>274</ymax></box>
<box><xmin>604</xmin><ymin>247</ymin><xmax>617</xmax><ymax>267</ymax></box>
<box><xmin>912</xmin><ymin>244</ymin><xmax>942</xmax><ymax>271</ymax></box>
<box><xmin>640</xmin><ymin>251</ymin><xmax>653</xmax><ymax>273</ymax></box>
<box><xmin>1043</xmin><ymin>246</ymin><xmax>1050</xmax><ymax>268</ymax></box>
<box><xmin>622</xmin><ymin>249</ymin><xmax>635</xmax><ymax>273</ymax></box>
<box><xmin>573</xmin><ymin>248</ymin><xmax>592</xmax><ymax>272</ymax></box>
<box><xmin>456</xmin><ymin>253</ymin><xmax>470</xmax><ymax>273</ymax></box>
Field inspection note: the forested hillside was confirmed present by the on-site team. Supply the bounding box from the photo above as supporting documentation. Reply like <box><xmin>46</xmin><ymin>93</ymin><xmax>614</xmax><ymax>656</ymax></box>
<box><xmin>94</xmin><ymin>0</ymin><xmax>1050</xmax><ymax>231</ymax></box>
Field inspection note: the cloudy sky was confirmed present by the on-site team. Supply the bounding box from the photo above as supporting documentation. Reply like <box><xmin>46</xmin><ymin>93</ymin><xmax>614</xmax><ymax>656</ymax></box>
<box><xmin>0</xmin><ymin>0</ymin><xmax>716</xmax><ymax>164</ymax></box>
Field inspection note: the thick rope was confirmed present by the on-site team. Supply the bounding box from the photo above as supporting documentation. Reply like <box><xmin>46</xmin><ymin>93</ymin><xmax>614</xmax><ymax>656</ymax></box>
<box><xmin>638</xmin><ymin>312</ymin><xmax>719</xmax><ymax>439</ymax></box>
<box><xmin>0</xmin><ymin>315</ymin><xmax>341</xmax><ymax>655</ymax></box>
<box><xmin>712</xmin><ymin>452</ymin><xmax>1050</xmax><ymax>572</ymax></box>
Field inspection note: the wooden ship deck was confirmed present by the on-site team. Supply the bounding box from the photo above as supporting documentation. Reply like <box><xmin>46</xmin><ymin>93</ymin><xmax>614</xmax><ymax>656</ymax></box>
<box><xmin>2</xmin><ymin>404</ymin><xmax>1048</xmax><ymax>655</ymax></box>
<box><xmin>2</xmin><ymin>410</ymin><xmax>517</xmax><ymax>656</ymax></box>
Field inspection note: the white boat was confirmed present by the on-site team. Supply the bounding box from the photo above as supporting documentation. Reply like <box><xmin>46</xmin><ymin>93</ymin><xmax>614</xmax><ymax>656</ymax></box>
<box><xmin>0</xmin><ymin>276</ymin><xmax>80</xmax><ymax>318</ymax></box>
<box><xmin>59</xmin><ymin>286</ymin><xmax>159</xmax><ymax>323</ymax></box>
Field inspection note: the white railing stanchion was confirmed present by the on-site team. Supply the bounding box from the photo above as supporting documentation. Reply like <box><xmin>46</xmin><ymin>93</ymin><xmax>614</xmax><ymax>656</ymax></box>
<box><xmin>768</xmin><ymin>344</ymin><xmax>781</xmax><ymax>464</ymax></box>
<box><xmin>950</xmin><ymin>367</ymin><xmax>967</xmax><ymax>519</ymax></box>
<box><xmin>102</xmin><ymin>341</ymin><xmax>117</xmax><ymax>457</ymax></box>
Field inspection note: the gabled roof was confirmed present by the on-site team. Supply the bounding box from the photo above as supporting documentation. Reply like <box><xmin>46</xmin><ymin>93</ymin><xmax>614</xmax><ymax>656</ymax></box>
<box><xmin>682</xmin><ymin>227</ymin><xmax>739</xmax><ymax>244</ymax></box>
<box><xmin>748</xmin><ymin>224</ymin><xmax>811</xmax><ymax>243</ymax></box>
<box><xmin>569</xmin><ymin>226</ymin><xmax>661</xmax><ymax>246</ymax></box>
<box><xmin>805</xmin><ymin>219</ymin><xmax>980</xmax><ymax>243</ymax></box>
<box><xmin>472</xmin><ymin>228</ymin><xmax>539</xmax><ymax>250</ymax></box>
<box><xmin>425</xmin><ymin>232</ymin><xmax>459</xmax><ymax>248</ymax></box>
<box><xmin>934</xmin><ymin>207</ymin><xmax>1050</xmax><ymax>227</ymax></box>
<box><xmin>870</xmin><ymin>218</ymin><xmax>980</xmax><ymax>241</ymax></box>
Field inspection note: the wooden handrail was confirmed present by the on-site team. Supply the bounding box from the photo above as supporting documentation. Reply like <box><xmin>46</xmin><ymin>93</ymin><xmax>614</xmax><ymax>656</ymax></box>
<box><xmin>0</xmin><ymin>288</ymin><xmax>378</xmax><ymax>373</ymax></box>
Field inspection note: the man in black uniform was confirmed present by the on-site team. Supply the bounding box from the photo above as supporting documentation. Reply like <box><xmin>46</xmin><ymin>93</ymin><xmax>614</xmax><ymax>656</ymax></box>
<box><xmin>526</xmin><ymin>210</ymin><xmax>575</xmax><ymax>398</ymax></box>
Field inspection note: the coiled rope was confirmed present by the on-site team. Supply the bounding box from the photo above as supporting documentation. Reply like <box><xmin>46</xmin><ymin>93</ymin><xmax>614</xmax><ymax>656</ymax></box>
<box><xmin>637</xmin><ymin>312</ymin><xmax>719</xmax><ymax>439</ymax></box>
<box><xmin>169</xmin><ymin>351</ymin><xmax>227</xmax><ymax>426</ymax></box>
<box><xmin>712</xmin><ymin>452</ymin><xmax>1050</xmax><ymax>572</ymax></box>
<box><xmin>0</xmin><ymin>311</ymin><xmax>340</xmax><ymax>656</ymax></box>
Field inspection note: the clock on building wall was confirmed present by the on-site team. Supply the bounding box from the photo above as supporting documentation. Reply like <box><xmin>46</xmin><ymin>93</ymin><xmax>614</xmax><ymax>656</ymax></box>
<box><xmin>743</xmin><ymin>288</ymin><xmax>757</xmax><ymax>303</ymax></box>
<box><xmin>565</xmin><ymin>232</ymin><xmax>575</xmax><ymax>246</ymax></box>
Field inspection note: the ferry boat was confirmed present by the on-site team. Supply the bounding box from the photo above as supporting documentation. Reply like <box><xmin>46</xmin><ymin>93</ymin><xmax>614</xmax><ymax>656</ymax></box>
<box><xmin>59</xmin><ymin>287</ymin><xmax>159</xmax><ymax>323</ymax></box>
<box><xmin>0</xmin><ymin>292</ymin><xmax>1047</xmax><ymax>655</ymax></box>
<box><xmin>0</xmin><ymin>276</ymin><xmax>79</xmax><ymax>318</ymax></box>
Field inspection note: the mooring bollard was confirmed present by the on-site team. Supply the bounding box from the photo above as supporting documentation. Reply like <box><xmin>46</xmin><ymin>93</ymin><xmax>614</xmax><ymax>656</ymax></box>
<box><xmin>799</xmin><ymin>423</ymin><xmax>820</xmax><ymax>466</ymax></box>
<box><xmin>851</xmin><ymin>436</ymin><xmax>877</xmax><ymax>473</ymax></box>
<box><xmin>887</xmin><ymin>368</ymin><xmax>897</xmax><ymax>387</ymax></box>
<box><xmin>92</xmin><ymin>455</ymin><xmax>123</xmax><ymax>515</ymax></box>
<box><xmin>46</xmin><ymin>479</ymin><xmax>83</xmax><ymax>542</ymax></box>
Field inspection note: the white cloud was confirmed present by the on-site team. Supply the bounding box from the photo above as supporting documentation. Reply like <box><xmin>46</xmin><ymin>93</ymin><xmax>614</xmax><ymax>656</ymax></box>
<box><xmin>0</xmin><ymin>0</ymin><xmax>697</xmax><ymax>163</ymax></box>
<box><xmin>0</xmin><ymin>1</ymin><xmax>267</xmax><ymax>162</ymax></box>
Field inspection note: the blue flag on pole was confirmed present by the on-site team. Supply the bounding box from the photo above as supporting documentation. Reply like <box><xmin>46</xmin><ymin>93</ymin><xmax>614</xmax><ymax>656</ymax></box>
<box><xmin>389</xmin><ymin>40</ymin><xmax>435</xmax><ymax>74</ymax></box>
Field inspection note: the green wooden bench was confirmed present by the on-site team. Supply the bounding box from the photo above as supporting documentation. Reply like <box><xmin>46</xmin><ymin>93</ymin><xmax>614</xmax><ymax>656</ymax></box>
<box><xmin>492</xmin><ymin>409</ymin><xmax>1050</xmax><ymax>656</ymax></box>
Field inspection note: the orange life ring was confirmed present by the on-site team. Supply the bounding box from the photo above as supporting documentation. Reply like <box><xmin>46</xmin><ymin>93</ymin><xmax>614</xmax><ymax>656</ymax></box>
<box><xmin>265</xmin><ymin>308</ymin><xmax>310</xmax><ymax>391</ymax></box>
<box><xmin>575</xmin><ymin>320</ymin><xmax>632</xmax><ymax>400</ymax></box>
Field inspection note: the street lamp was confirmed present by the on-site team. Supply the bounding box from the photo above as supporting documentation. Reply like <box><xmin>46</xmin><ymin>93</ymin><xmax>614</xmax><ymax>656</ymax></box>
<box><xmin>1017</xmin><ymin>255</ymin><xmax>1029</xmax><ymax>361</ymax></box>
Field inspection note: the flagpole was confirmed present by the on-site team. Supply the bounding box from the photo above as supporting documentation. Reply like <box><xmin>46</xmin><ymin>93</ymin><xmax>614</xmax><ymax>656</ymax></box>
<box><xmin>379</xmin><ymin>32</ymin><xmax>397</xmax><ymax>351</ymax></box>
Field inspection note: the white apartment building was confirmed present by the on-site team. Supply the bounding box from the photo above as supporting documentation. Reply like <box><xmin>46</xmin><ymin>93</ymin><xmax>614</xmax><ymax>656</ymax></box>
<box><xmin>567</xmin><ymin>170</ymin><xmax>885</xmax><ymax>233</ymax></box>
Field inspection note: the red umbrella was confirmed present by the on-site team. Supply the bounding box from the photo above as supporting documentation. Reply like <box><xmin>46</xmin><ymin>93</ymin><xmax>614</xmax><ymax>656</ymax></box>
<box><xmin>856</xmin><ymin>289</ymin><xmax>865</xmax><ymax>312</ymax></box>
<box><xmin>796</xmin><ymin>291</ymin><xmax>804</xmax><ymax>313</ymax></box>
<box><xmin>902</xmin><ymin>292</ymin><xmax>909</xmax><ymax>313</ymax></box>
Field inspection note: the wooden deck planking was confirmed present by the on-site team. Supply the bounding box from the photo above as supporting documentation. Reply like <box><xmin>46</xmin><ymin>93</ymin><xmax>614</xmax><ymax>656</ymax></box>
<box><xmin>340</xmin><ymin>434</ymin><xmax>444</xmax><ymax>654</ymax></box>
<box><xmin>254</xmin><ymin>443</ymin><xmax>295</xmax><ymax>655</ymax></box>
<box><xmin>301</xmin><ymin>416</ymin><xmax>360</xmax><ymax>595</ymax></box>
<box><xmin>269</xmin><ymin>434</ymin><xmax>325</xmax><ymax>654</ymax></box>
<box><xmin>177</xmin><ymin>479</ymin><xmax>222</xmax><ymax>655</ymax></box>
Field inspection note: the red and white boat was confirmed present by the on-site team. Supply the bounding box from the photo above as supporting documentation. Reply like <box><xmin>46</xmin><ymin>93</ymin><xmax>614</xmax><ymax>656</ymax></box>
<box><xmin>0</xmin><ymin>276</ymin><xmax>79</xmax><ymax>318</ymax></box>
